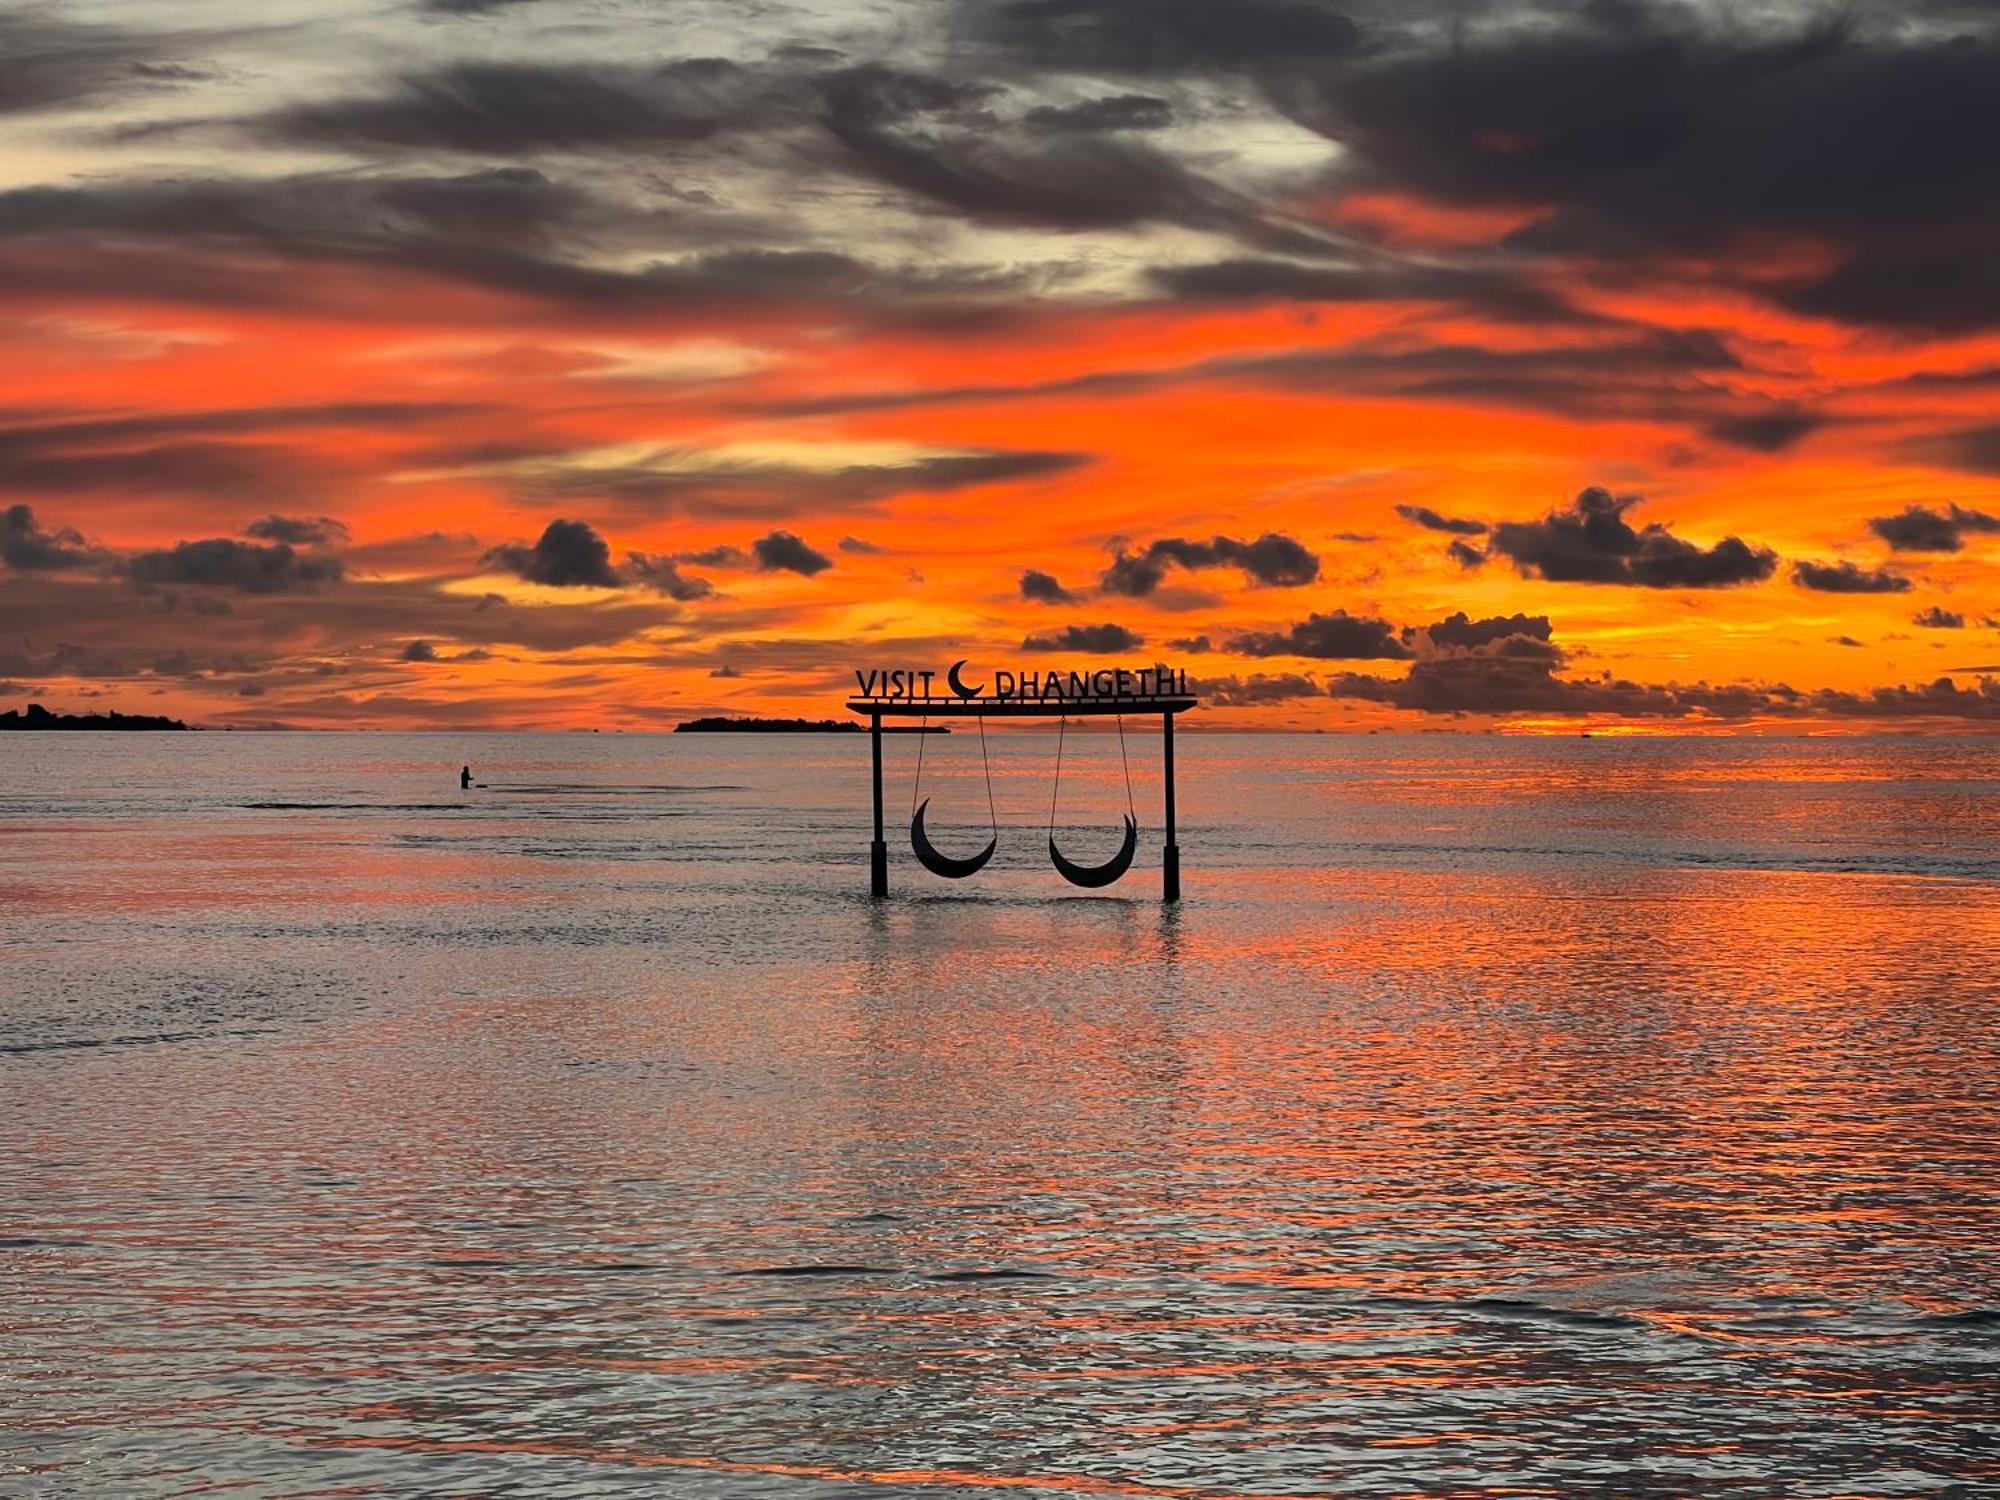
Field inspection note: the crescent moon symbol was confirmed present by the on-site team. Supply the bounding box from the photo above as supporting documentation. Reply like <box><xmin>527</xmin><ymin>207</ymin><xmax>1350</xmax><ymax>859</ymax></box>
<box><xmin>947</xmin><ymin>658</ymin><xmax>984</xmax><ymax>699</ymax></box>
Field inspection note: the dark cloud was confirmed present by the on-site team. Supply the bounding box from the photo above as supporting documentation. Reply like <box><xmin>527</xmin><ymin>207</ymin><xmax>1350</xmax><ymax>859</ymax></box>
<box><xmin>124</xmin><ymin>539</ymin><xmax>345</xmax><ymax>594</ymax></box>
<box><xmin>765</xmin><ymin>327</ymin><xmax>1745</xmax><ymax>430</ymax></box>
<box><xmin>0</xmin><ymin>401</ymin><xmax>470</xmax><ymax>500</ymax></box>
<box><xmin>1705</xmin><ymin>407</ymin><xmax>1824</xmax><ymax>453</ymax></box>
<box><xmin>2</xmin><ymin>504</ymin><xmax>100</xmax><ymax>571</ymax></box>
<box><xmin>1200</xmin><ymin>671</ymin><xmax>1323</xmax><ymax>706</ymax></box>
<box><xmin>837</xmin><ymin>536</ymin><xmax>885</xmax><ymax>554</ymax></box>
<box><xmin>751</xmin><ymin>531</ymin><xmax>832</xmax><ymax>576</ymax></box>
<box><xmin>1914</xmin><ymin>607</ymin><xmax>1965</xmax><ymax>629</ymax></box>
<box><xmin>1931</xmin><ymin>423</ymin><xmax>2000</xmax><ymax>476</ymax></box>
<box><xmin>0</xmin><ymin>12</ymin><xmax>195</xmax><ymax>116</ymax></box>
<box><xmin>1101</xmin><ymin>532</ymin><xmax>1319</xmax><ymax>596</ymax></box>
<box><xmin>402</xmin><ymin>639</ymin><xmax>439</xmax><ymax>661</ymax></box>
<box><xmin>1421</xmin><ymin>612</ymin><xmax>1556</xmax><ymax>653</ymax></box>
<box><xmin>1868</xmin><ymin>503</ymin><xmax>2000</xmax><ymax>553</ymax></box>
<box><xmin>974</xmin><ymin>0</ymin><xmax>1361</xmax><ymax>75</ymax></box>
<box><xmin>1447</xmin><ymin>539</ymin><xmax>1487</xmax><ymax>570</ymax></box>
<box><xmin>1149</xmin><ymin>258</ymin><xmax>1599</xmax><ymax>328</ymax></box>
<box><xmin>823</xmin><ymin>102</ymin><xmax>1258</xmax><ymax>235</ymax></box>
<box><xmin>511</xmin><ymin>448</ymin><xmax>1090</xmax><ymax>519</ymax></box>
<box><xmin>623</xmin><ymin>553</ymin><xmax>714</xmax><ymax>600</ymax></box>
<box><xmin>265</xmin><ymin>60</ymin><xmax>769</xmax><ymax>154</ymax></box>
<box><xmin>1022</xmin><ymin>94</ymin><xmax>1175</xmax><ymax>132</ymax></box>
<box><xmin>1288</xmin><ymin>9</ymin><xmax>2000</xmax><ymax>332</ymax></box>
<box><xmin>1020</xmin><ymin>568</ymin><xmax>1075</xmax><ymax>603</ymax></box>
<box><xmin>484</xmin><ymin>518</ymin><xmax>622</xmax><ymax>588</ymax></box>
<box><xmin>1167</xmin><ymin>634</ymin><xmax>1213</xmax><ymax>653</ymax></box>
<box><xmin>420</xmin><ymin>0</ymin><xmax>543</xmax><ymax>14</ymax></box>
<box><xmin>1395</xmin><ymin>503</ymin><xmax>1486</xmax><ymax>536</ymax></box>
<box><xmin>1488</xmin><ymin>487</ymin><xmax>1777</xmax><ymax>588</ymax></box>
<box><xmin>1021</xmin><ymin>622</ymin><xmax>1145</xmax><ymax>653</ymax></box>
<box><xmin>244</xmin><ymin>514</ymin><xmax>350</xmax><ymax>546</ymax></box>
<box><xmin>0</xmin><ymin>174</ymin><xmax>1048</xmax><ymax>325</ymax></box>
<box><xmin>1229</xmin><ymin>610</ymin><xmax>1409</xmax><ymax>660</ymax></box>
<box><xmin>1792</xmin><ymin>559</ymin><xmax>1912</xmax><ymax>594</ymax></box>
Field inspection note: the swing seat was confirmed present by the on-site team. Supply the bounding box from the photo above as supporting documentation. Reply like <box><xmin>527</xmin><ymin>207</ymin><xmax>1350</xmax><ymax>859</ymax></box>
<box><xmin>1050</xmin><ymin>815</ymin><xmax>1138</xmax><ymax>889</ymax></box>
<box><xmin>911</xmin><ymin>797</ymin><xmax>997</xmax><ymax>879</ymax></box>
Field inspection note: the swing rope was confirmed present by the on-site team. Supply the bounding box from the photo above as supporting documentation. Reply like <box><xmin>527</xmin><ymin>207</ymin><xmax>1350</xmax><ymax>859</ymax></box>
<box><xmin>1047</xmin><ymin>713</ymin><xmax>1066</xmax><ymax>833</ymax></box>
<box><xmin>1115</xmin><ymin>712</ymin><xmax>1136</xmax><ymax>822</ymax></box>
<box><xmin>1047</xmin><ymin>711</ymin><xmax>1138</xmax><ymax>830</ymax></box>
<box><xmin>912</xmin><ymin>706</ymin><xmax>998</xmax><ymax>833</ymax></box>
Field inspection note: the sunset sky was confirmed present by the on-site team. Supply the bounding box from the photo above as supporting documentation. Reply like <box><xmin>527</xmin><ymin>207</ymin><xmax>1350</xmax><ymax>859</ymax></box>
<box><xmin>3</xmin><ymin>0</ymin><xmax>1998</xmax><ymax>729</ymax></box>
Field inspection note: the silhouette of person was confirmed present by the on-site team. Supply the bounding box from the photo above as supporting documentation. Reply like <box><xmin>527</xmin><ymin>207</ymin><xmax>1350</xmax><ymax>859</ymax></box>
<box><xmin>460</xmin><ymin>765</ymin><xmax>473</xmax><ymax>789</ymax></box>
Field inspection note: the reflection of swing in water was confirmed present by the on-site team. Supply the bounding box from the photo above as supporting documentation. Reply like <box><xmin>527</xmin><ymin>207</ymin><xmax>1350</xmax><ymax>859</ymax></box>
<box><xmin>906</xmin><ymin>706</ymin><xmax>1139</xmax><ymax>888</ymax></box>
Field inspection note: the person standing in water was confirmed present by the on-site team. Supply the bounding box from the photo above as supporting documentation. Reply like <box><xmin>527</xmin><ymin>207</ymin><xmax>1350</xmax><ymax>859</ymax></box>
<box><xmin>460</xmin><ymin>765</ymin><xmax>473</xmax><ymax>789</ymax></box>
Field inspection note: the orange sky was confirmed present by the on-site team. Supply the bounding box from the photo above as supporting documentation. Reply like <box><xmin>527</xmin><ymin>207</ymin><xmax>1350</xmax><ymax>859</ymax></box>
<box><xmin>2</xmin><ymin>1</ymin><xmax>1997</xmax><ymax>729</ymax></box>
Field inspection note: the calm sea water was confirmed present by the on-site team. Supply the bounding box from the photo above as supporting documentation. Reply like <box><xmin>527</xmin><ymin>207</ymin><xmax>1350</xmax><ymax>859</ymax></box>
<box><xmin>3</xmin><ymin>730</ymin><xmax>1997</xmax><ymax>1498</ymax></box>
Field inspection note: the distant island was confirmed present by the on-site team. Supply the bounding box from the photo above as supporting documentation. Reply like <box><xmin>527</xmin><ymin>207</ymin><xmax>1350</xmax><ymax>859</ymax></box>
<box><xmin>1</xmin><ymin>702</ymin><xmax>190</xmax><ymax>731</ymax></box>
<box><xmin>676</xmin><ymin>716</ymin><xmax>862</xmax><ymax>734</ymax></box>
<box><xmin>674</xmin><ymin>716</ymin><xmax>946</xmax><ymax>734</ymax></box>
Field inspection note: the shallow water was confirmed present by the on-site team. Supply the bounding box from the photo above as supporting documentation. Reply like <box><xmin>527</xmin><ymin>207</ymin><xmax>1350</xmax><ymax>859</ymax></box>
<box><xmin>3</xmin><ymin>730</ymin><xmax>1998</xmax><ymax>1497</ymax></box>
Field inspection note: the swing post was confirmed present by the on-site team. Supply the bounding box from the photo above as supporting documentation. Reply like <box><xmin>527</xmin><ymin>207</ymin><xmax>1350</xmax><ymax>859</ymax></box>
<box><xmin>869</xmin><ymin>711</ymin><xmax>888</xmax><ymax>899</ymax></box>
<box><xmin>1162</xmin><ymin>709</ymin><xmax>1180</xmax><ymax>903</ymax></box>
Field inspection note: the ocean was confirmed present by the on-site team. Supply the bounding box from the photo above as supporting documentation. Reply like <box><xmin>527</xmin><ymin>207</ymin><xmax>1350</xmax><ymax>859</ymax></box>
<box><xmin>3</xmin><ymin>730</ymin><xmax>1997</xmax><ymax>1497</ymax></box>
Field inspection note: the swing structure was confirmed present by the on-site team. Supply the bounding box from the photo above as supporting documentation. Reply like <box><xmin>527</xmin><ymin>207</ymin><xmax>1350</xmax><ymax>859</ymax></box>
<box><xmin>847</xmin><ymin>670</ymin><xmax>1197</xmax><ymax>902</ymax></box>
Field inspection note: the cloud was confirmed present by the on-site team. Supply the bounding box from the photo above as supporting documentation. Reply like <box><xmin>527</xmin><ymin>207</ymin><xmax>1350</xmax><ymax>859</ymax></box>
<box><xmin>1792</xmin><ymin>559</ymin><xmax>1912</xmax><ymax>594</ymax></box>
<box><xmin>1228</xmin><ymin>610</ymin><xmax>1410</xmax><ymax>660</ymax></box>
<box><xmin>500</xmin><ymin>446</ymin><xmax>1091</xmax><ymax>519</ymax></box>
<box><xmin>1022</xmin><ymin>94</ymin><xmax>1174</xmax><ymax>132</ymax></box>
<box><xmin>838</xmin><ymin>536</ymin><xmax>884</xmax><ymax>554</ymax></box>
<box><xmin>1868</xmin><ymin>503</ymin><xmax>2000</xmax><ymax>553</ymax></box>
<box><xmin>402</xmin><ymin>639</ymin><xmax>439</xmax><ymax>661</ymax></box>
<box><xmin>1020</xmin><ymin>568</ymin><xmax>1075</xmax><ymax>603</ymax></box>
<box><xmin>1488</xmin><ymin>487</ymin><xmax>1777</xmax><ymax>588</ymax></box>
<box><xmin>750</xmin><ymin>530</ymin><xmax>832</xmax><ymax>576</ymax></box>
<box><xmin>125</xmin><ymin>538</ymin><xmax>345</xmax><ymax>593</ymax></box>
<box><xmin>1291</xmin><ymin>7</ymin><xmax>2000</xmax><ymax>332</ymax></box>
<box><xmin>484</xmin><ymin>518</ymin><xmax>622</xmax><ymax>588</ymax></box>
<box><xmin>1705</xmin><ymin>408</ymin><xmax>1825</xmax><ymax>453</ymax></box>
<box><xmin>1932</xmin><ymin>423</ymin><xmax>2000</xmax><ymax>476</ymax></box>
<box><xmin>1021</xmin><ymin>622</ymin><xmax>1144</xmax><ymax>653</ymax></box>
<box><xmin>1200</xmin><ymin>671</ymin><xmax>1323</xmax><ymax>706</ymax></box>
<box><xmin>0</xmin><ymin>12</ymin><xmax>196</xmax><ymax>117</ymax></box>
<box><xmin>263</xmin><ymin>60</ymin><xmax>770</xmax><ymax>154</ymax></box>
<box><xmin>2</xmin><ymin>504</ymin><xmax>100</xmax><ymax>571</ymax></box>
<box><xmin>1101</xmin><ymin>532</ymin><xmax>1320</xmax><ymax>596</ymax></box>
<box><xmin>244</xmin><ymin>514</ymin><xmax>350</xmax><ymax>546</ymax></box>
<box><xmin>973</xmin><ymin>0</ymin><xmax>1361</xmax><ymax>74</ymax></box>
<box><xmin>1914</xmin><ymin>607</ymin><xmax>1965</xmax><ymax>629</ymax></box>
<box><xmin>1395</xmin><ymin>503</ymin><xmax>1486</xmax><ymax>536</ymax></box>
<box><xmin>623</xmin><ymin>553</ymin><xmax>714</xmax><ymax>600</ymax></box>
<box><xmin>1420</xmin><ymin>612</ymin><xmax>1556</xmax><ymax>654</ymax></box>
<box><xmin>420</xmin><ymin>0</ymin><xmax>544</xmax><ymax>14</ymax></box>
<box><xmin>1447</xmin><ymin>539</ymin><xmax>1487</xmax><ymax>570</ymax></box>
<box><xmin>0</xmin><ymin>401</ymin><xmax>472</xmax><ymax>501</ymax></box>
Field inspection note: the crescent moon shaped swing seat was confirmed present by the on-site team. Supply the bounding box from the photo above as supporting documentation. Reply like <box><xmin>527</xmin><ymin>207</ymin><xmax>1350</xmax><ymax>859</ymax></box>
<box><xmin>907</xmin><ymin>710</ymin><xmax>998</xmax><ymax>879</ymax></box>
<box><xmin>911</xmin><ymin>798</ymin><xmax>996</xmax><ymax>878</ymax></box>
<box><xmin>1046</xmin><ymin>712</ymin><xmax>1140</xmax><ymax>889</ymax></box>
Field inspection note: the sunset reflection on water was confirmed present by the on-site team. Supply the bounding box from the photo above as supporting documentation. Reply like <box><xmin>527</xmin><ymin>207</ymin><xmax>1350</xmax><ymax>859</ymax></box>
<box><xmin>3</xmin><ymin>733</ymin><xmax>1996</xmax><ymax>1496</ymax></box>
